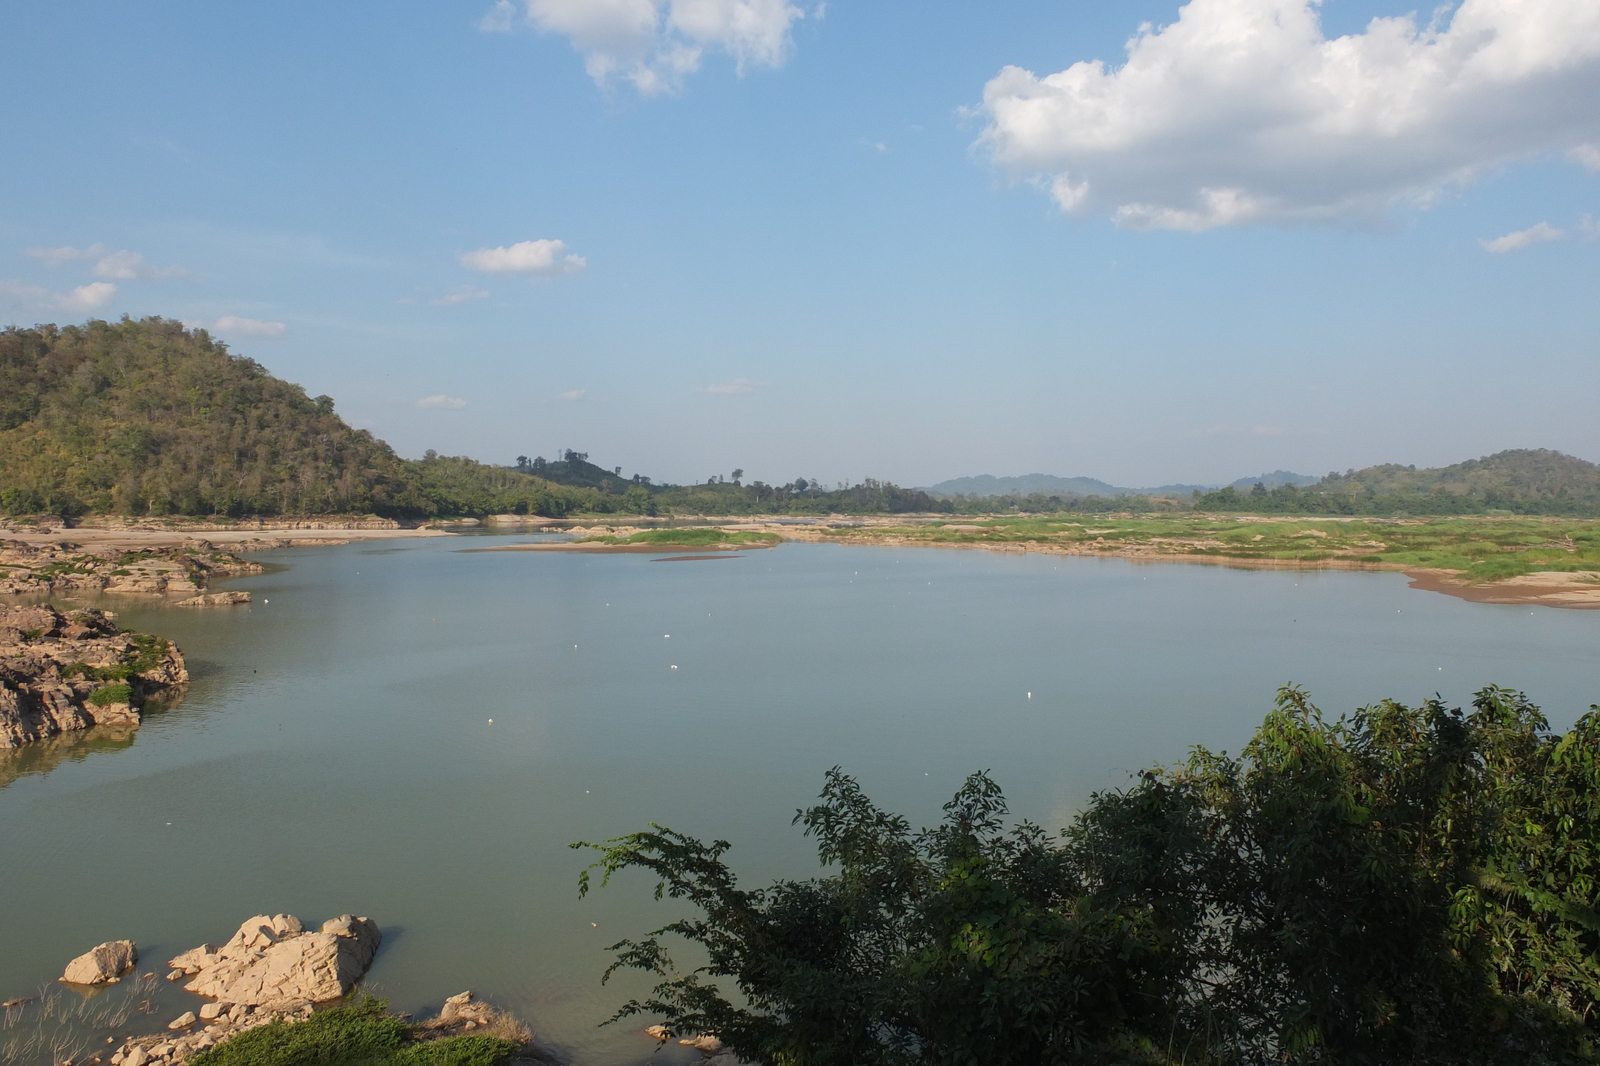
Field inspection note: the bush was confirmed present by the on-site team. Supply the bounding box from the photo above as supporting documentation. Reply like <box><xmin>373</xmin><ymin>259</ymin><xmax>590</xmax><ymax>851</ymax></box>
<box><xmin>577</xmin><ymin>686</ymin><xmax>1600</xmax><ymax>1066</ymax></box>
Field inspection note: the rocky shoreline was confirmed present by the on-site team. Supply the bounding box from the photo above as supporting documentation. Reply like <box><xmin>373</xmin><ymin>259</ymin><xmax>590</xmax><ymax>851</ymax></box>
<box><xmin>0</xmin><ymin>539</ymin><xmax>264</xmax><ymax>598</ymax></box>
<box><xmin>34</xmin><ymin>914</ymin><xmax>565</xmax><ymax>1066</ymax></box>
<box><xmin>0</xmin><ymin>604</ymin><xmax>189</xmax><ymax>748</ymax></box>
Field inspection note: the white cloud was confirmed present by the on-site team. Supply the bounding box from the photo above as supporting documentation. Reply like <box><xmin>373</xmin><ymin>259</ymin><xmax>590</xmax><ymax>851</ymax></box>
<box><xmin>559</xmin><ymin>389</ymin><xmax>587</xmax><ymax>401</ymax></box>
<box><xmin>1582</xmin><ymin>214</ymin><xmax>1600</xmax><ymax>240</ymax></box>
<box><xmin>0</xmin><ymin>279</ymin><xmax>117</xmax><ymax>312</ymax></box>
<box><xmin>1479</xmin><ymin>221</ymin><xmax>1566</xmax><ymax>253</ymax></box>
<box><xmin>90</xmin><ymin>250</ymin><xmax>188</xmax><ymax>280</ymax></box>
<box><xmin>418</xmin><ymin>394</ymin><xmax>469</xmax><ymax>409</ymax></box>
<box><xmin>700</xmin><ymin>377</ymin><xmax>759</xmax><ymax>396</ymax></box>
<box><xmin>432</xmin><ymin>287</ymin><xmax>490</xmax><ymax>306</ymax></box>
<box><xmin>486</xmin><ymin>0</ymin><xmax>804</xmax><ymax>94</ymax></box>
<box><xmin>460</xmin><ymin>239</ymin><xmax>586</xmax><ymax>276</ymax></box>
<box><xmin>208</xmin><ymin>316</ymin><xmax>288</xmax><ymax>337</ymax></box>
<box><xmin>24</xmin><ymin>243</ymin><xmax>106</xmax><ymax>267</ymax></box>
<box><xmin>479</xmin><ymin>0</ymin><xmax>516</xmax><ymax>31</ymax></box>
<box><xmin>60</xmin><ymin>282</ymin><xmax>118</xmax><ymax>312</ymax></box>
<box><xmin>978</xmin><ymin>0</ymin><xmax>1600</xmax><ymax>230</ymax></box>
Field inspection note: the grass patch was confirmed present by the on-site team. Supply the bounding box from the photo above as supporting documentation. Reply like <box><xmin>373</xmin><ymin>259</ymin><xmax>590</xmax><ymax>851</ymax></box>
<box><xmin>188</xmin><ymin>1000</ymin><xmax>520</xmax><ymax>1066</ymax></box>
<box><xmin>579</xmin><ymin>528</ymin><xmax>779</xmax><ymax>547</ymax></box>
<box><xmin>87</xmin><ymin>683</ymin><xmax>133</xmax><ymax>706</ymax></box>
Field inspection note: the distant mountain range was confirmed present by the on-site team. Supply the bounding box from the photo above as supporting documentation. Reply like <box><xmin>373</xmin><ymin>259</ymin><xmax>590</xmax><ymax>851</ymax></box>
<box><xmin>925</xmin><ymin>470</ymin><xmax>1320</xmax><ymax>498</ymax></box>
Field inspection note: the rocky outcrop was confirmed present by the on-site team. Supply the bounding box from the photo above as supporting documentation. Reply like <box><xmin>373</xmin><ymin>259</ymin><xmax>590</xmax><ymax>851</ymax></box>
<box><xmin>173</xmin><ymin>591</ymin><xmax>251</xmax><ymax>607</ymax></box>
<box><xmin>0</xmin><ymin>539</ymin><xmax>262</xmax><ymax>597</ymax></box>
<box><xmin>111</xmin><ymin>998</ymin><xmax>317</xmax><ymax>1066</ymax></box>
<box><xmin>60</xmin><ymin>940</ymin><xmax>137</xmax><ymax>985</ymax></box>
<box><xmin>0</xmin><ymin>604</ymin><xmax>188</xmax><ymax>748</ymax></box>
<box><xmin>645</xmin><ymin>1025</ymin><xmax>751</xmax><ymax>1066</ymax></box>
<box><xmin>169</xmin><ymin>913</ymin><xmax>381</xmax><ymax>1007</ymax></box>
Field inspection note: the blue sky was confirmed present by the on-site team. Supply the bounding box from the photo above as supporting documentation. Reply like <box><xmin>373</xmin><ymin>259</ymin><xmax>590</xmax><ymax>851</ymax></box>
<box><xmin>3</xmin><ymin>0</ymin><xmax>1597</xmax><ymax>488</ymax></box>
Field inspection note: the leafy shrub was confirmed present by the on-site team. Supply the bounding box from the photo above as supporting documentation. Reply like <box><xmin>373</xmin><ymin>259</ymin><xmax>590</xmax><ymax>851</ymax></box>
<box><xmin>578</xmin><ymin>686</ymin><xmax>1600</xmax><ymax>1066</ymax></box>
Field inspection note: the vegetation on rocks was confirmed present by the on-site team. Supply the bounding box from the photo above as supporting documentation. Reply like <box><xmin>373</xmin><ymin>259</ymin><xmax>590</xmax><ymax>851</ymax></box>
<box><xmin>187</xmin><ymin>1000</ymin><xmax>521</xmax><ymax>1066</ymax></box>
<box><xmin>579</xmin><ymin>686</ymin><xmax>1600</xmax><ymax>1065</ymax></box>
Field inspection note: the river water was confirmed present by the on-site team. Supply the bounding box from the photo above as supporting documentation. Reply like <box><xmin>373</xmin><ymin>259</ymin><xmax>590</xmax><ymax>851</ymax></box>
<box><xmin>3</xmin><ymin>536</ymin><xmax>1598</xmax><ymax>1064</ymax></box>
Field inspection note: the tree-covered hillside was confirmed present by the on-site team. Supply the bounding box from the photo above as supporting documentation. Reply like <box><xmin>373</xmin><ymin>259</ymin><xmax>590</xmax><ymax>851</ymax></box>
<box><xmin>0</xmin><ymin>318</ymin><xmax>610</xmax><ymax>518</ymax></box>
<box><xmin>1193</xmin><ymin>449</ymin><xmax>1600</xmax><ymax>516</ymax></box>
<box><xmin>0</xmin><ymin>318</ymin><xmax>436</xmax><ymax>516</ymax></box>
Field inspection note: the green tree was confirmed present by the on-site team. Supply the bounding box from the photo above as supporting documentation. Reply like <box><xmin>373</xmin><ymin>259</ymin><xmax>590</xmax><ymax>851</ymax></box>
<box><xmin>577</xmin><ymin>686</ymin><xmax>1600</xmax><ymax>1066</ymax></box>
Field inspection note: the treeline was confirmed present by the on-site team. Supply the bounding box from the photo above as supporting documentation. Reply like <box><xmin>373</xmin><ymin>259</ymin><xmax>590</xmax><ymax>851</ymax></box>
<box><xmin>1193</xmin><ymin>480</ymin><xmax>1600</xmax><ymax>517</ymax></box>
<box><xmin>583</xmin><ymin>686</ymin><xmax>1600</xmax><ymax>1065</ymax></box>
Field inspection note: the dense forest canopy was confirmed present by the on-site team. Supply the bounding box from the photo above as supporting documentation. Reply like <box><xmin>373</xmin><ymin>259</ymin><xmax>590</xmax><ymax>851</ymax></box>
<box><xmin>0</xmin><ymin>318</ymin><xmax>432</xmax><ymax>517</ymax></box>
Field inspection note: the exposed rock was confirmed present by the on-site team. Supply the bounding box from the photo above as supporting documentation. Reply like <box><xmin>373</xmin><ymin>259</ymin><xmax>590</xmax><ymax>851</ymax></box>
<box><xmin>418</xmin><ymin>991</ymin><xmax>560</xmax><ymax>1064</ymax></box>
<box><xmin>173</xmin><ymin>591</ymin><xmax>251</xmax><ymax>607</ymax></box>
<box><xmin>173</xmin><ymin>913</ymin><xmax>380</xmax><ymax>1006</ymax></box>
<box><xmin>0</xmin><ymin>604</ymin><xmax>188</xmax><ymax>748</ymax></box>
<box><xmin>61</xmin><ymin>940</ymin><xmax>138</xmax><ymax>985</ymax></box>
<box><xmin>167</xmin><ymin>1012</ymin><xmax>197</xmax><ymax>1030</ymax></box>
<box><xmin>0</xmin><ymin>538</ymin><xmax>261</xmax><ymax>597</ymax></box>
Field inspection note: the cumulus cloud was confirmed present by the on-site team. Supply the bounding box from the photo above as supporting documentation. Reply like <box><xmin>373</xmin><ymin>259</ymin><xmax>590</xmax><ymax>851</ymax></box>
<box><xmin>560</xmin><ymin>389</ymin><xmax>587</xmax><ymax>401</ymax></box>
<box><xmin>24</xmin><ymin>243</ymin><xmax>106</xmax><ymax>267</ymax></box>
<box><xmin>418</xmin><ymin>394</ymin><xmax>469</xmax><ymax>409</ymax></box>
<box><xmin>460</xmin><ymin>239</ymin><xmax>586</xmax><ymax>276</ymax></box>
<box><xmin>0</xmin><ymin>279</ymin><xmax>117</xmax><ymax>312</ymax></box>
<box><xmin>432</xmin><ymin>287</ymin><xmax>490</xmax><ymax>306</ymax></box>
<box><xmin>483</xmin><ymin>0</ymin><xmax>804</xmax><ymax>94</ymax></box>
<box><xmin>700</xmin><ymin>377</ymin><xmax>759</xmax><ymax>396</ymax></box>
<box><xmin>1480</xmin><ymin>221</ymin><xmax>1566</xmax><ymax>253</ymax></box>
<box><xmin>978</xmin><ymin>0</ymin><xmax>1600</xmax><ymax>230</ymax></box>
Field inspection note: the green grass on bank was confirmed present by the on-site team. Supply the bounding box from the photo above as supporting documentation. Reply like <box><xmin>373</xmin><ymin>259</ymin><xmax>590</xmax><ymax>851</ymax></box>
<box><xmin>187</xmin><ymin>1000</ymin><xmax>519</xmax><ymax>1066</ymax></box>
<box><xmin>577</xmin><ymin>528</ymin><xmax>781</xmax><ymax>548</ymax></box>
<box><xmin>820</xmin><ymin>516</ymin><xmax>1600</xmax><ymax>582</ymax></box>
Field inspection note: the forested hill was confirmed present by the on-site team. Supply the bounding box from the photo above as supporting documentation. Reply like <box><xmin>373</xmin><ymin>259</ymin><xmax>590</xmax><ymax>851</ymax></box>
<box><xmin>0</xmin><ymin>318</ymin><xmax>940</xmax><ymax>519</ymax></box>
<box><xmin>0</xmin><ymin>318</ymin><xmax>600</xmax><ymax>518</ymax></box>
<box><xmin>1194</xmin><ymin>449</ymin><xmax>1600</xmax><ymax>516</ymax></box>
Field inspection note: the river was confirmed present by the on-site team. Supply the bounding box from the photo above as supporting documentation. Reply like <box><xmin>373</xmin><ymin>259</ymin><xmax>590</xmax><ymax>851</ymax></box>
<box><xmin>3</xmin><ymin>536</ymin><xmax>1598</xmax><ymax>1064</ymax></box>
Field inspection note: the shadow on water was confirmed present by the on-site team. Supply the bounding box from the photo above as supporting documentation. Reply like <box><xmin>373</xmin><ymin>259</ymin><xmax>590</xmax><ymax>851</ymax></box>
<box><xmin>0</xmin><ymin>726</ymin><xmax>139</xmax><ymax>791</ymax></box>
